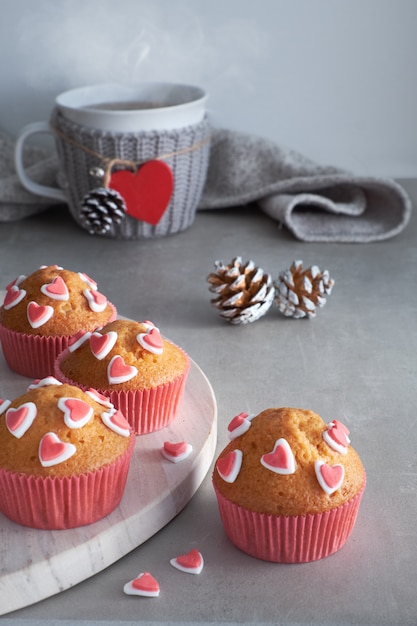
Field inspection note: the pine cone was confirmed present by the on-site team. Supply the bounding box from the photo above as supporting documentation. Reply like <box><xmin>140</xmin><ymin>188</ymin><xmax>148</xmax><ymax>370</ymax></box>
<box><xmin>80</xmin><ymin>187</ymin><xmax>126</xmax><ymax>235</ymax></box>
<box><xmin>275</xmin><ymin>260</ymin><xmax>335</xmax><ymax>319</ymax></box>
<box><xmin>207</xmin><ymin>256</ymin><xmax>275</xmax><ymax>324</ymax></box>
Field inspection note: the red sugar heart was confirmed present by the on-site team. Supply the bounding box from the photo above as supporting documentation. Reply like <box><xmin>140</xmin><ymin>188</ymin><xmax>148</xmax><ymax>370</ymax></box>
<box><xmin>107</xmin><ymin>355</ymin><xmax>138</xmax><ymax>384</ymax></box>
<box><xmin>109</xmin><ymin>409</ymin><xmax>130</xmax><ymax>431</ymax></box>
<box><xmin>39</xmin><ymin>432</ymin><xmax>76</xmax><ymax>467</ymax></box>
<box><xmin>40</xmin><ymin>276</ymin><xmax>69</xmax><ymax>300</ymax></box>
<box><xmin>261</xmin><ymin>438</ymin><xmax>295</xmax><ymax>475</ymax></box>
<box><xmin>164</xmin><ymin>441</ymin><xmax>188</xmax><ymax>457</ymax></box>
<box><xmin>176</xmin><ymin>549</ymin><xmax>202</xmax><ymax>569</ymax></box>
<box><xmin>6</xmin><ymin>402</ymin><xmax>37</xmax><ymax>438</ymax></box>
<box><xmin>58</xmin><ymin>397</ymin><xmax>93</xmax><ymax>428</ymax></box>
<box><xmin>315</xmin><ymin>460</ymin><xmax>344</xmax><ymax>494</ymax></box>
<box><xmin>100</xmin><ymin>408</ymin><xmax>131</xmax><ymax>437</ymax></box>
<box><xmin>3</xmin><ymin>285</ymin><xmax>26</xmax><ymax>309</ymax></box>
<box><xmin>27</xmin><ymin>301</ymin><xmax>54</xmax><ymax>328</ymax></box>
<box><xmin>328</xmin><ymin>420</ymin><xmax>350</xmax><ymax>446</ymax></box>
<box><xmin>109</xmin><ymin>160</ymin><xmax>174</xmax><ymax>226</ymax></box>
<box><xmin>124</xmin><ymin>572</ymin><xmax>160</xmax><ymax>596</ymax></box>
<box><xmin>89</xmin><ymin>331</ymin><xmax>117</xmax><ymax>360</ymax></box>
<box><xmin>216</xmin><ymin>449</ymin><xmax>243</xmax><ymax>483</ymax></box>
<box><xmin>228</xmin><ymin>412</ymin><xmax>249</xmax><ymax>432</ymax></box>
<box><xmin>137</xmin><ymin>327</ymin><xmax>164</xmax><ymax>355</ymax></box>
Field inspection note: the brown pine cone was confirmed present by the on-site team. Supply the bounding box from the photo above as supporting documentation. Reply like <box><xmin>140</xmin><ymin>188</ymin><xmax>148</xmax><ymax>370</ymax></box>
<box><xmin>207</xmin><ymin>256</ymin><xmax>275</xmax><ymax>324</ymax></box>
<box><xmin>275</xmin><ymin>260</ymin><xmax>335</xmax><ymax>319</ymax></box>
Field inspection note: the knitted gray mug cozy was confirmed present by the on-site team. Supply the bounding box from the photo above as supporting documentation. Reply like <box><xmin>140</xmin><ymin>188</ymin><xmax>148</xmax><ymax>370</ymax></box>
<box><xmin>49</xmin><ymin>108</ymin><xmax>211</xmax><ymax>239</ymax></box>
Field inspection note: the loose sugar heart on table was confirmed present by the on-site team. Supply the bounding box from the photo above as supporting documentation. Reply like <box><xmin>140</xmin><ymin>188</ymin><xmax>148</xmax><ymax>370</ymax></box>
<box><xmin>109</xmin><ymin>160</ymin><xmax>174</xmax><ymax>225</ymax></box>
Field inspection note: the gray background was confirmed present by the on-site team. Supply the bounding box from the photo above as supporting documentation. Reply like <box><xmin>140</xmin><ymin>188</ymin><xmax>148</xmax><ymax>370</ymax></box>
<box><xmin>0</xmin><ymin>0</ymin><xmax>416</xmax><ymax>177</ymax></box>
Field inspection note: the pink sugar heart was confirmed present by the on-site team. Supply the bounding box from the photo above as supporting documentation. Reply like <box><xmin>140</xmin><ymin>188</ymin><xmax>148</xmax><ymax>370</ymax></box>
<box><xmin>315</xmin><ymin>460</ymin><xmax>344</xmax><ymax>495</ymax></box>
<box><xmin>216</xmin><ymin>449</ymin><xmax>243</xmax><ymax>483</ymax></box>
<box><xmin>109</xmin><ymin>160</ymin><xmax>173</xmax><ymax>226</ymax></box>
<box><xmin>123</xmin><ymin>572</ymin><xmax>160</xmax><ymax>597</ymax></box>
<box><xmin>137</xmin><ymin>328</ymin><xmax>164</xmax><ymax>355</ymax></box>
<box><xmin>27</xmin><ymin>301</ymin><xmax>54</xmax><ymax>328</ymax></box>
<box><xmin>101</xmin><ymin>408</ymin><xmax>131</xmax><ymax>437</ymax></box>
<box><xmin>261</xmin><ymin>438</ymin><xmax>296</xmax><ymax>475</ymax></box>
<box><xmin>38</xmin><ymin>432</ymin><xmax>76</xmax><ymax>467</ymax></box>
<box><xmin>0</xmin><ymin>398</ymin><xmax>11</xmax><ymax>416</ymax></box>
<box><xmin>171</xmin><ymin>549</ymin><xmax>204</xmax><ymax>575</ymax></box>
<box><xmin>78</xmin><ymin>272</ymin><xmax>97</xmax><ymax>290</ymax></box>
<box><xmin>6</xmin><ymin>402</ymin><xmax>37</xmax><ymax>439</ymax></box>
<box><xmin>227</xmin><ymin>412</ymin><xmax>253</xmax><ymax>440</ymax></box>
<box><xmin>161</xmin><ymin>440</ymin><xmax>192</xmax><ymax>463</ymax></box>
<box><xmin>90</xmin><ymin>331</ymin><xmax>118</xmax><ymax>360</ymax></box>
<box><xmin>68</xmin><ymin>330</ymin><xmax>91</xmax><ymax>352</ymax></box>
<box><xmin>57</xmin><ymin>397</ymin><xmax>93</xmax><ymax>429</ymax></box>
<box><xmin>3</xmin><ymin>285</ymin><xmax>26</xmax><ymax>310</ymax></box>
<box><xmin>83</xmin><ymin>288</ymin><xmax>108</xmax><ymax>313</ymax></box>
<box><xmin>107</xmin><ymin>355</ymin><xmax>138</xmax><ymax>385</ymax></box>
<box><xmin>328</xmin><ymin>420</ymin><xmax>350</xmax><ymax>446</ymax></box>
<box><xmin>40</xmin><ymin>276</ymin><xmax>69</xmax><ymax>301</ymax></box>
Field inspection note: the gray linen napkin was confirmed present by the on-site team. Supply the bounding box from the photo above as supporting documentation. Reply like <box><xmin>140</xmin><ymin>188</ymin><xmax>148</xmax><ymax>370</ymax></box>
<box><xmin>198</xmin><ymin>129</ymin><xmax>412</xmax><ymax>242</ymax></box>
<box><xmin>0</xmin><ymin>127</ymin><xmax>412</xmax><ymax>242</ymax></box>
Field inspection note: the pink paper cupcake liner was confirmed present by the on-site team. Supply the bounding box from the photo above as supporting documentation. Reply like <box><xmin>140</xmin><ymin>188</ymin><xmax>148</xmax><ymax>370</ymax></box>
<box><xmin>55</xmin><ymin>350</ymin><xmax>190</xmax><ymax>435</ymax></box>
<box><xmin>0</xmin><ymin>303</ymin><xmax>117</xmax><ymax>379</ymax></box>
<box><xmin>213</xmin><ymin>475</ymin><xmax>366</xmax><ymax>563</ymax></box>
<box><xmin>0</xmin><ymin>431</ymin><xmax>134</xmax><ymax>530</ymax></box>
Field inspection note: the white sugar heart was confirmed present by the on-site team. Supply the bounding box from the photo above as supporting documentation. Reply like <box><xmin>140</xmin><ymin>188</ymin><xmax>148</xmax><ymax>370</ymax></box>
<box><xmin>315</xmin><ymin>460</ymin><xmax>345</xmax><ymax>495</ymax></box>
<box><xmin>216</xmin><ymin>449</ymin><xmax>243</xmax><ymax>483</ymax></box>
<box><xmin>28</xmin><ymin>376</ymin><xmax>62</xmax><ymax>390</ymax></box>
<box><xmin>0</xmin><ymin>398</ymin><xmax>11</xmax><ymax>416</ymax></box>
<box><xmin>161</xmin><ymin>440</ymin><xmax>193</xmax><ymax>463</ymax></box>
<box><xmin>101</xmin><ymin>408</ymin><xmax>131</xmax><ymax>437</ymax></box>
<box><xmin>83</xmin><ymin>288</ymin><xmax>107</xmax><ymax>312</ymax></box>
<box><xmin>85</xmin><ymin>388</ymin><xmax>113</xmax><ymax>407</ymax></box>
<box><xmin>323</xmin><ymin>420</ymin><xmax>351</xmax><ymax>455</ymax></box>
<box><xmin>40</xmin><ymin>276</ymin><xmax>69</xmax><ymax>301</ymax></box>
<box><xmin>123</xmin><ymin>572</ymin><xmax>160</xmax><ymax>597</ymax></box>
<box><xmin>107</xmin><ymin>355</ymin><xmax>138</xmax><ymax>384</ymax></box>
<box><xmin>260</xmin><ymin>438</ymin><xmax>296</xmax><ymax>475</ymax></box>
<box><xmin>78</xmin><ymin>272</ymin><xmax>97</xmax><ymax>290</ymax></box>
<box><xmin>6</xmin><ymin>402</ymin><xmax>37</xmax><ymax>439</ymax></box>
<box><xmin>27</xmin><ymin>301</ymin><xmax>54</xmax><ymax>328</ymax></box>
<box><xmin>89</xmin><ymin>331</ymin><xmax>118</xmax><ymax>360</ymax></box>
<box><xmin>3</xmin><ymin>285</ymin><xmax>26</xmax><ymax>310</ymax></box>
<box><xmin>38</xmin><ymin>432</ymin><xmax>76</xmax><ymax>467</ymax></box>
<box><xmin>170</xmin><ymin>549</ymin><xmax>204</xmax><ymax>575</ymax></box>
<box><xmin>57</xmin><ymin>397</ymin><xmax>94</xmax><ymax>429</ymax></box>
<box><xmin>136</xmin><ymin>327</ymin><xmax>164</xmax><ymax>355</ymax></box>
<box><xmin>227</xmin><ymin>412</ymin><xmax>254</xmax><ymax>440</ymax></box>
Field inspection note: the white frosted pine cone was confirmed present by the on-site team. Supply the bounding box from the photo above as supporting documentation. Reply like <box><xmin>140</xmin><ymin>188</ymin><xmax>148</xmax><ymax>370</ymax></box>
<box><xmin>275</xmin><ymin>260</ymin><xmax>335</xmax><ymax>319</ymax></box>
<box><xmin>207</xmin><ymin>256</ymin><xmax>275</xmax><ymax>324</ymax></box>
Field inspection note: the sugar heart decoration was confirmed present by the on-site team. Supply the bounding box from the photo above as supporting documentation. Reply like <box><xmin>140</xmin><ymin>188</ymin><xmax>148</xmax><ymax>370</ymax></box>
<box><xmin>107</xmin><ymin>355</ymin><xmax>138</xmax><ymax>385</ymax></box>
<box><xmin>315</xmin><ymin>460</ymin><xmax>345</xmax><ymax>495</ymax></box>
<box><xmin>323</xmin><ymin>420</ymin><xmax>351</xmax><ymax>454</ymax></box>
<box><xmin>90</xmin><ymin>331</ymin><xmax>118</xmax><ymax>360</ymax></box>
<box><xmin>227</xmin><ymin>412</ymin><xmax>254</xmax><ymax>440</ymax></box>
<box><xmin>170</xmin><ymin>549</ymin><xmax>204</xmax><ymax>575</ymax></box>
<box><xmin>27</xmin><ymin>301</ymin><xmax>54</xmax><ymax>328</ymax></box>
<box><xmin>3</xmin><ymin>285</ymin><xmax>26</xmax><ymax>310</ymax></box>
<box><xmin>216</xmin><ymin>449</ymin><xmax>243</xmax><ymax>483</ymax></box>
<box><xmin>38</xmin><ymin>432</ymin><xmax>76</xmax><ymax>467</ymax></box>
<box><xmin>261</xmin><ymin>438</ymin><xmax>296</xmax><ymax>475</ymax></box>
<box><xmin>109</xmin><ymin>160</ymin><xmax>174</xmax><ymax>226</ymax></box>
<box><xmin>68</xmin><ymin>330</ymin><xmax>91</xmax><ymax>352</ymax></box>
<box><xmin>83</xmin><ymin>288</ymin><xmax>108</xmax><ymax>313</ymax></box>
<box><xmin>78</xmin><ymin>272</ymin><xmax>97</xmax><ymax>290</ymax></box>
<box><xmin>6</xmin><ymin>274</ymin><xmax>26</xmax><ymax>290</ymax></box>
<box><xmin>161</xmin><ymin>440</ymin><xmax>193</xmax><ymax>463</ymax></box>
<box><xmin>0</xmin><ymin>398</ymin><xmax>11</xmax><ymax>416</ymax></box>
<box><xmin>57</xmin><ymin>397</ymin><xmax>94</xmax><ymax>429</ymax></box>
<box><xmin>123</xmin><ymin>572</ymin><xmax>160</xmax><ymax>597</ymax></box>
<box><xmin>86</xmin><ymin>388</ymin><xmax>113</xmax><ymax>407</ymax></box>
<box><xmin>40</xmin><ymin>276</ymin><xmax>69</xmax><ymax>301</ymax></box>
<box><xmin>137</xmin><ymin>327</ymin><xmax>164</xmax><ymax>355</ymax></box>
<box><xmin>28</xmin><ymin>376</ymin><xmax>62</xmax><ymax>390</ymax></box>
<box><xmin>101</xmin><ymin>408</ymin><xmax>131</xmax><ymax>437</ymax></box>
<box><xmin>6</xmin><ymin>402</ymin><xmax>37</xmax><ymax>438</ymax></box>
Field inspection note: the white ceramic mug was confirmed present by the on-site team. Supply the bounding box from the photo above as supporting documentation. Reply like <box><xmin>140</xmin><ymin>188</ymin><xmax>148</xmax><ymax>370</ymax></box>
<box><xmin>14</xmin><ymin>82</ymin><xmax>210</xmax><ymax>238</ymax></box>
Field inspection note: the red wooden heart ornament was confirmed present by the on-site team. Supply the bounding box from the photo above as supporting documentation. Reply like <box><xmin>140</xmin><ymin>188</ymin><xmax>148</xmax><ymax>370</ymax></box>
<box><xmin>109</xmin><ymin>160</ymin><xmax>174</xmax><ymax>226</ymax></box>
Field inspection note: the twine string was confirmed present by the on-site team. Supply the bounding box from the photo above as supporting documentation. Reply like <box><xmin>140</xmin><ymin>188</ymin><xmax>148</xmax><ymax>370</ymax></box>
<box><xmin>50</xmin><ymin>122</ymin><xmax>211</xmax><ymax>187</ymax></box>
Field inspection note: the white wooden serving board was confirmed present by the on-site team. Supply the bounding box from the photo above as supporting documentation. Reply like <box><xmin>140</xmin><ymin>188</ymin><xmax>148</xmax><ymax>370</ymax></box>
<box><xmin>0</xmin><ymin>307</ymin><xmax>217</xmax><ymax>616</ymax></box>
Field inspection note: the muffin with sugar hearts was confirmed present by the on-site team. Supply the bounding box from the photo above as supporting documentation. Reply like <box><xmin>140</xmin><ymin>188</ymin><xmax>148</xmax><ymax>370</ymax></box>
<box><xmin>0</xmin><ymin>265</ymin><xmax>116</xmax><ymax>378</ymax></box>
<box><xmin>212</xmin><ymin>407</ymin><xmax>366</xmax><ymax>563</ymax></box>
<box><xmin>0</xmin><ymin>377</ymin><xmax>134</xmax><ymax>529</ymax></box>
<box><xmin>54</xmin><ymin>318</ymin><xmax>190</xmax><ymax>435</ymax></box>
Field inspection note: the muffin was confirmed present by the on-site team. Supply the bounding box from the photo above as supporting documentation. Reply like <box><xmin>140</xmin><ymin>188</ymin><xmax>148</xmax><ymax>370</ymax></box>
<box><xmin>212</xmin><ymin>407</ymin><xmax>366</xmax><ymax>563</ymax></box>
<box><xmin>0</xmin><ymin>377</ymin><xmax>134</xmax><ymax>529</ymax></box>
<box><xmin>0</xmin><ymin>265</ymin><xmax>116</xmax><ymax>378</ymax></box>
<box><xmin>54</xmin><ymin>318</ymin><xmax>190</xmax><ymax>435</ymax></box>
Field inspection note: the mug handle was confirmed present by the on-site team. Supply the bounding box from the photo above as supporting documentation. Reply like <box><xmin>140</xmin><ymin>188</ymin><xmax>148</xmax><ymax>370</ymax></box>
<box><xmin>14</xmin><ymin>121</ymin><xmax>66</xmax><ymax>201</ymax></box>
